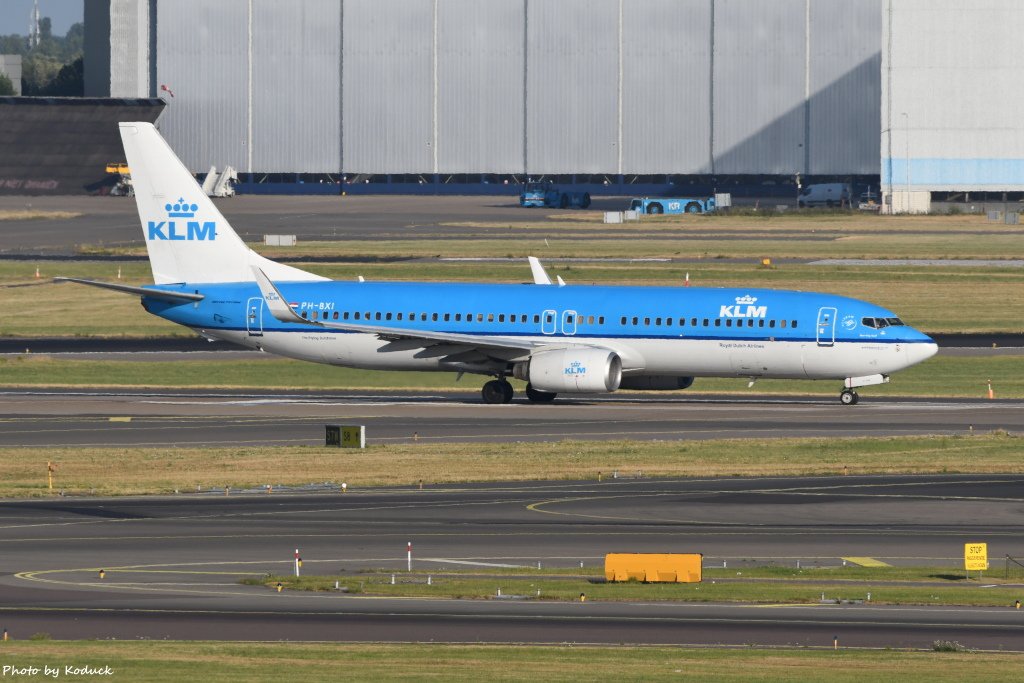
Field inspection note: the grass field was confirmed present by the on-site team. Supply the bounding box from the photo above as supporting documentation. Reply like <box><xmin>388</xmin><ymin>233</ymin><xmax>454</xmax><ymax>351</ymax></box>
<box><xmin>3</xmin><ymin>433</ymin><xmax>1019</xmax><ymax>497</ymax></box>
<box><xmin>251</xmin><ymin>564</ymin><xmax>1019</xmax><ymax>607</ymax></box>
<box><xmin>1</xmin><ymin>353</ymin><xmax>1020</xmax><ymax>399</ymax></box>
<box><xmin>1</xmin><ymin>642</ymin><xmax>1019</xmax><ymax>682</ymax></box>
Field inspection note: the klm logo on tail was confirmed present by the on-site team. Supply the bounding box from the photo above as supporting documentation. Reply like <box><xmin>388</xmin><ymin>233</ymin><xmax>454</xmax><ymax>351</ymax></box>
<box><xmin>147</xmin><ymin>198</ymin><xmax>217</xmax><ymax>241</ymax></box>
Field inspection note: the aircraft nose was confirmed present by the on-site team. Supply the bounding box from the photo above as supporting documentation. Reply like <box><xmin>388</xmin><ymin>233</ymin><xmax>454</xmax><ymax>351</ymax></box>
<box><xmin>905</xmin><ymin>340</ymin><xmax>939</xmax><ymax>367</ymax></box>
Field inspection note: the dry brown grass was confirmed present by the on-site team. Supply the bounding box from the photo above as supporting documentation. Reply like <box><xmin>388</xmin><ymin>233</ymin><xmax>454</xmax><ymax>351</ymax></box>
<box><xmin>5</xmin><ymin>434</ymin><xmax>1019</xmax><ymax>498</ymax></box>
<box><xmin>0</xmin><ymin>210</ymin><xmax>81</xmax><ymax>221</ymax></box>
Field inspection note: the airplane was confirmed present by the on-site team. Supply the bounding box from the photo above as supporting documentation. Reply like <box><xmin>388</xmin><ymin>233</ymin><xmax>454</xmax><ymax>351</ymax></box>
<box><xmin>58</xmin><ymin>123</ymin><xmax>938</xmax><ymax>406</ymax></box>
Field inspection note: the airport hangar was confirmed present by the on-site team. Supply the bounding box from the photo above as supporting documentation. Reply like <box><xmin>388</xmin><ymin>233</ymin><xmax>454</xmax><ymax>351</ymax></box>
<box><xmin>71</xmin><ymin>0</ymin><xmax>1024</xmax><ymax>212</ymax></box>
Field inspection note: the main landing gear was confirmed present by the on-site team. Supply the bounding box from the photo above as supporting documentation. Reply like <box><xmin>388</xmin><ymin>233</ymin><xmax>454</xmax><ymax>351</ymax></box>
<box><xmin>481</xmin><ymin>378</ymin><xmax>514</xmax><ymax>404</ymax></box>
<box><xmin>839</xmin><ymin>389</ymin><xmax>859</xmax><ymax>405</ymax></box>
<box><xmin>480</xmin><ymin>379</ymin><xmax>559</xmax><ymax>404</ymax></box>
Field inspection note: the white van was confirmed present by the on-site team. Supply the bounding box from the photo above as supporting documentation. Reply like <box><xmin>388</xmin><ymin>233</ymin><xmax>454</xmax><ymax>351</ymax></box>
<box><xmin>797</xmin><ymin>183</ymin><xmax>851</xmax><ymax>208</ymax></box>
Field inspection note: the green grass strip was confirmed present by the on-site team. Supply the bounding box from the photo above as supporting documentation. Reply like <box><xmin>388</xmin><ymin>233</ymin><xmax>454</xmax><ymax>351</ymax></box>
<box><xmin>0</xmin><ymin>641</ymin><xmax>1020</xmax><ymax>681</ymax></box>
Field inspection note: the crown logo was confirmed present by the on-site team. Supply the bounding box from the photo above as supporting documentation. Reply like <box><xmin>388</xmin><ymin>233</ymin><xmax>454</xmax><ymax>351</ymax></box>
<box><xmin>735</xmin><ymin>295</ymin><xmax>757</xmax><ymax>305</ymax></box>
<box><xmin>165</xmin><ymin>198</ymin><xmax>198</xmax><ymax>218</ymax></box>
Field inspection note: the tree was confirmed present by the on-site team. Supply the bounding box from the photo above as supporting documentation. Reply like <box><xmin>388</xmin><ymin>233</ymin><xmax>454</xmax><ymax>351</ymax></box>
<box><xmin>0</xmin><ymin>72</ymin><xmax>14</xmax><ymax>96</ymax></box>
<box><xmin>39</xmin><ymin>56</ymin><xmax>82</xmax><ymax>96</ymax></box>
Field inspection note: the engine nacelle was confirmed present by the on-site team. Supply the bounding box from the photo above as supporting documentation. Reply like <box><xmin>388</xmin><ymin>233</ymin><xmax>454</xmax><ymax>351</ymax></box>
<box><xmin>514</xmin><ymin>348</ymin><xmax>622</xmax><ymax>393</ymax></box>
<box><xmin>618</xmin><ymin>376</ymin><xmax>695</xmax><ymax>391</ymax></box>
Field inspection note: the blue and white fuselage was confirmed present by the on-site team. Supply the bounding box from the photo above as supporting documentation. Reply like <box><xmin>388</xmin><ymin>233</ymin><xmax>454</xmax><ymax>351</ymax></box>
<box><xmin>60</xmin><ymin>123</ymin><xmax>938</xmax><ymax>405</ymax></box>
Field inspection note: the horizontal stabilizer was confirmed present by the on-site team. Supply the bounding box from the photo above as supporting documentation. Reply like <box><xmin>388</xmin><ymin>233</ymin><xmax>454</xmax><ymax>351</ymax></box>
<box><xmin>54</xmin><ymin>277</ymin><xmax>204</xmax><ymax>302</ymax></box>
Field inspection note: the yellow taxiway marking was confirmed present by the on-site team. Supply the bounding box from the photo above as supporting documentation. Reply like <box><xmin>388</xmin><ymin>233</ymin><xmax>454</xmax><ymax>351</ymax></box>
<box><xmin>842</xmin><ymin>557</ymin><xmax>892</xmax><ymax>567</ymax></box>
<box><xmin>108</xmin><ymin>416</ymin><xmax>132</xmax><ymax>422</ymax></box>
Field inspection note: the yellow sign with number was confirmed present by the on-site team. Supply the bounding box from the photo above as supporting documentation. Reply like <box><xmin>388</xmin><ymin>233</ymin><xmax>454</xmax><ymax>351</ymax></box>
<box><xmin>341</xmin><ymin>425</ymin><xmax>365</xmax><ymax>449</ymax></box>
<box><xmin>964</xmin><ymin>543</ymin><xmax>988</xmax><ymax>571</ymax></box>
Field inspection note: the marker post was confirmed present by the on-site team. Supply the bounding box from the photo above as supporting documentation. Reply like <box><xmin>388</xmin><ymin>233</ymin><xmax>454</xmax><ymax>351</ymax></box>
<box><xmin>294</xmin><ymin>548</ymin><xmax>301</xmax><ymax>577</ymax></box>
<box><xmin>407</xmin><ymin>542</ymin><xmax>412</xmax><ymax>572</ymax></box>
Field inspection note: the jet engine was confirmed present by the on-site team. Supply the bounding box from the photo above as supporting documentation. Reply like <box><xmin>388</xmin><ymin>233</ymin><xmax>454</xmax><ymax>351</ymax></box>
<box><xmin>513</xmin><ymin>348</ymin><xmax>622</xmax><ymax>393</ymax></box>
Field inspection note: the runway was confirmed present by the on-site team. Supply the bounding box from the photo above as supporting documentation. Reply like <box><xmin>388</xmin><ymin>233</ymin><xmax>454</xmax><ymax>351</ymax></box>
<box><xmin>1</xmin><ymin>388</ymin><xmax>1021</xmax><ymax>447</ymax></box>
<box><xmin>2</xmin><ymin>475</ymin><xmax>1024</xmax><ymax>648</ymax></box>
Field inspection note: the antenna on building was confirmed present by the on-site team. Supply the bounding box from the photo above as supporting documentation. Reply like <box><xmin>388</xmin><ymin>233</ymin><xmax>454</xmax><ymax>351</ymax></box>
<box><xmin>28</xmin><ymin>0</ymin><xmax>40</xmax><ymax>49</ymax></box>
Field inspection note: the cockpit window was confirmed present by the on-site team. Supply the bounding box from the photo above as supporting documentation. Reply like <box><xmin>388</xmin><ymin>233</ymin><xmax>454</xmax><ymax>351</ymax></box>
<box><xmin>861</xmin><ymin>316</ymin><xmax>904</xmax><ymax>329</ymax></box>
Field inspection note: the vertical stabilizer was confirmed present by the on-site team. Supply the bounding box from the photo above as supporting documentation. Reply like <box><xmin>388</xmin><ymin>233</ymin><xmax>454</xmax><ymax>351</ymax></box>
<box><xmin>119</xmin><ymin>122</ymin><xmax>325</xmax><ymax>284</ymax></box>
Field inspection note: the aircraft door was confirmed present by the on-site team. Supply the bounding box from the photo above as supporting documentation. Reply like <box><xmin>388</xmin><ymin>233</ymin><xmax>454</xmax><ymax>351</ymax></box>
<box><xmin>246</xmin><ymin>297</ymin><xmax>264</xmax><ymax>337</ymax></box>
<box><xmin>541</xmin><ymin>309</ymin><xmax>557</xmax><ymax>335</ymax></box>
<box><xmin>561</xmin><ymin>310</ymin><xmax>577</xmax><ymax>336</ymax></box>
<box><xmin>816</xmin><ymin>307</ymin><xmax>836</xmax><ymax>347</ymax></box>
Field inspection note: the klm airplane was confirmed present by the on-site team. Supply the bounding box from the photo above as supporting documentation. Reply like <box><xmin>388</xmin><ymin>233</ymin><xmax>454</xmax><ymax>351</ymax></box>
<box><xmin>60</xmin><ymin>123</ymin><xmax>937</xmax><ymax>405</ymax></box>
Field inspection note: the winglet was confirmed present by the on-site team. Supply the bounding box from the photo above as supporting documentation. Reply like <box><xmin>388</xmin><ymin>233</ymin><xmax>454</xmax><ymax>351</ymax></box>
<box><xmin>251</xmin><ymin>267</ymin><xmax>308</xmax><ymax>324</ymax></box>
<box><xmin>528</xmin><ymin>256</ymin><xmax>552</xmax><ymax>285</ymax></box>
<box><xmin>556</xmin><ymin>275</ymin><xmax>566</xmax><ymax>287</ymax></box>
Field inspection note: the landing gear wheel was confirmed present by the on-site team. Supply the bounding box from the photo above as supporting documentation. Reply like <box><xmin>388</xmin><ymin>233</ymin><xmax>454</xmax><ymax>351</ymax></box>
<box><xmin>482</xmin><ymin>379</ymin><xmax>514</xmax><ymax>404</ymax></box>
<box><xmin>525</xmin><ymin>383</ymin><xmax>557</xmax><ymax>403</ymax></box>
<box><xmin>840</xmin><ymin>389</ymin><xmax>859</xmax><ymax>405</ymax></box>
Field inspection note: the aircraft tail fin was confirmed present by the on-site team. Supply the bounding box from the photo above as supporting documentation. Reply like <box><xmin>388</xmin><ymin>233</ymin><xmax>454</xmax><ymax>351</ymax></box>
<box><xmin>119</xmin><ymin>122</ymin><xmax>325</xmax><ymax>285</ymax></box>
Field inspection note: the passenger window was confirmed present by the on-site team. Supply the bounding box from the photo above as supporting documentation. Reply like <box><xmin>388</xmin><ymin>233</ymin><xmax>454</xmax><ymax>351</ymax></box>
<box><xmin>655</xmin><ymin>317</ymin><xmax>661</xmax><ymax>326</ymax></box>
<box><xmin>598</xmin><ymin>316</ymin><xmax>604</xmax><ymax>324</ymax></box>
<box><xmin>375</xmin><ymin>312</ymin><xmax>381</xmax><ymax>320</ymax></box>
<box><xmin>301</xmin><ymin>311</ymin><xmax>308</xmax><ymax>319</ymax></box>
<box><xmin>781</xmin><ymin>320</ymin><xmax>787</xmax><ymax>328</ymax></box>
<box><xmin>478</xmin><ymin>314</ymin><xmax>484</xmax><ymax>322</ymax></box>
<box><xmin>432</xmin><ymin>313</ymin><xmax>438</xmax><ymax>321</ymax></box>
<box><xmin>791</xmin><ymin>320</ymin><xmax>797</xmax><ymax>328</ymax></box>
<box><xmin>691</xmin><ymin>318</ymin><xmax>697</xmax><ymax>327</ymax></box>
<box><xmin>333</xmin><ymin>312</ymin><xmax>339</xmax><ymax>320</ymax></box>
<box><xmin>498</xmin><ymin>314</ymin><xmax>505</xmax><ymax>322</ymax></box>
<box><xmin>455</xmin><ymin>313</ymin><xmax>461</xmax><ymax>321</ymax></box>
<box><xmin>396</xmin><ymin>313</ymin><xmax>402</xmax><ymax>321</ymax></box>
<box><xmin>758</xmin><ymin>319</ymin><xmax>764</xmax><ymax>327</ymax></box>
<box><xmin>488</xmin><ymin>313</ymin><xmax>494</xmax><ymax>322</ymax></box>
<box><xmin>444</xmin><ymin>313</ymin><xmax>450</xmax><ymax>322</ymax></box>
<box><xmin>545</xmin><ymin>314</ymin><xmax>552</xmax><ymax>323</ymax></box>
<box><xmin>588</xmin><ymin>316</ymin><xmax>595</xmax><ymax>325</ymax></box>
<box><xmin>343</xmin><ymin>312</ymin><xmax>350</xmax><ymax>320</ymax></box>
<box><xmin>385</xmin><ymin>312</ymin><xmax>392</xmax><ymax>321</ymax></box>
<box><xmin>421</xmin><ymin>313</ymin><xmax>427</xmax><ymax>321</ymax></box>
<box><xmin>566</xmin><ymin>315</ymin><xmax>573</xmax><ymax>324</ymax></box>
<box><xmin>354</xmin><ymin>312</ymin><xmax>360</xmax><ymax>320</ymax></box>
<box><xmin>632</xmin><ymin>317</ymin><xmax>638</xmax><ymax>325</ymax></box>
<box><xmin>620</xmin><ymin>317</ymin><xmax>627</xmax><ymax>325</ymax></box>
<box><xmin>666</xmin><ymin>318</ymin><xmax>672</xmax><ymax>327</ymax></box>
<box><xmin>534</xmin><ymin>314</ymin><xmax>540</xmax><ymax>323</ymax></box>
<box><xmin>702</xmin><ymin>319</ymin><xmax>709</xmax><ymax>326</ymax></box>
<box><xmin>748</xmin><ymin>319</ymin><xmax>754</xmax><ymax>327</ymax></box>
<box><xmin>725</xmin><ymin>319</ymin><xmax>731</xmax><ymax>327</ymax></box>
<box><xmin>644</xmin><ymin>317</ymin><xmax>651</xmax><ymax>326</ymax></box>
<box><xmin>769</xmin><ymin>320</ymin><xmax>776</xmax><ymax>328</ymax></box>
<box><xmin>521</xmin><ymin>315</ymin><xmax>528</xmax><ymax>323</ymax></box>
<box><xmin>715</xmin><ymin>319</ymin><xmax>721</xmax><ymax>327</ymax></box>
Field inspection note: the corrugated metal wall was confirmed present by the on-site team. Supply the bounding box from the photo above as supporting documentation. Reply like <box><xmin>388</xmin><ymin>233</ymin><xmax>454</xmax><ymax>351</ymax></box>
<box><xmin>882</xmin><ymin>0</ymin><xmax>1024</xmax><ymax>191</ymax></box>
<box><xmin>252</xmin><ymin>1</ymin><xmax>341</xmax><ymax>172</ymax></box>
<box><xmin>437</xmin><ymin>0</ymin><xmax>524</xmax><ymax>174</ymax></box>
<box><xmin>156</xmin><ymin>0</ymin><xmax>249</xmax><ymax>172</ymax></box>
<box><xmin>526</xmin><ymin>0</ymin><xmax>619</xmax><ymax>174</ymax></box>
<box><xmin>140</xmin><ymin>0</ymin><xmax>882</xmax><ymax>175</ymax></box>
<box><xmin>622</xmin><ymin>0</ymin><xmax>712</xmax><ymax>175</ymax></box>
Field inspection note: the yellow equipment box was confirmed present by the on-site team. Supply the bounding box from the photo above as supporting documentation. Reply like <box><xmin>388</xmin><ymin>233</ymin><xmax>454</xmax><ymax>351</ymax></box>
<box><xmin>605</xmin><ymin>553</ymin><xmax>702</xmax><ymax>583</ymax></box>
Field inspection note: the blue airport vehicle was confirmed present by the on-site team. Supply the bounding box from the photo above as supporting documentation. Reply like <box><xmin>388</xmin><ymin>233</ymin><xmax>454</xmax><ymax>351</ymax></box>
<box><xmin>629</xmin><ymin>196</ymin><xmax>715</xmax><ymax>215</ymax></box>
<box><xmin>520</xmin><ymin>181</ymin><xmax>591</xmax><ymax>209</ymax></box>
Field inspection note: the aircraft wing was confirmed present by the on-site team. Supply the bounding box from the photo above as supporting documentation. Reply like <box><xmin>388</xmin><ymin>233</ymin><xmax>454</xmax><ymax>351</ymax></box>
<box><xmin>251</xmin><ymin>267</ymin><xmax>548</xmax><ymax>355</ymax></box>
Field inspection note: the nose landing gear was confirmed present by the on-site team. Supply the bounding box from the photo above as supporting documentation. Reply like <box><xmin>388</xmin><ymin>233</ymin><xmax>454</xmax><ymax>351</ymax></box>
<box><xmin>840</xmin><ymin>389</ymin><xmax>859</xmax><ymax>405</ymax></box>
<box><xmin>481</xmin><ymin>378</ymin><xmax>514</xmax><ymax>404</ymax></box>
